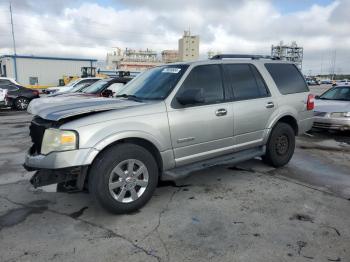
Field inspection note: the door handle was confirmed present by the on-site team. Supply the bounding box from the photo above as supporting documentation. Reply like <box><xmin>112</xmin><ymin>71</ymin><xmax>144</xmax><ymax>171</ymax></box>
<box><xmin>266</xmin><ymin>102</ymin><xmax>274</xmax><ymax>108</ymax></box>
<box><xmin>215</xmin><ymin>108</ymin><xmax>227</xmax><ymax>116</ymax></box>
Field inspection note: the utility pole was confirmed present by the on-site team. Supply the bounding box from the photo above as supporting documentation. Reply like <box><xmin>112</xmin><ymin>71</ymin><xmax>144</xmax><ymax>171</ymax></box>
<box><xmin>330</xmin><ymin>50</ymin><xmax>336</xmax><ymax>80</ymax></box>
<box><xmin>9</xmin><ymin>0</ymin><xmax>18</xmax><ymax>80</ymax></box>
<box><xmin>9</xmin><ymin>1</ymin><xmax>16</xmax><ymax>55</ymax></box>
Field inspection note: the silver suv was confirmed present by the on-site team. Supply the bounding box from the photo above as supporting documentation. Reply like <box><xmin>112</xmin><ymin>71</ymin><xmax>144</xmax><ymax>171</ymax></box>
<box><xmin>24</xmin><ymin>55</ymin><xmax>314</xmax><ymax>213</ymax></box>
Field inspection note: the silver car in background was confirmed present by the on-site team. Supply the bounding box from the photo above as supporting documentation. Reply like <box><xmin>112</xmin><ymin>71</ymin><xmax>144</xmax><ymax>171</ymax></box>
<box><xmin>314</xmin><ymin>85</ymin><xmax>350</xmax><ymax>131</ymax></box>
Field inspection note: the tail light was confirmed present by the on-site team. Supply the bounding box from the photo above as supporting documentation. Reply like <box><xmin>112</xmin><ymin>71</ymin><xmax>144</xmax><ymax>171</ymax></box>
<box><xmin>32</xmin><ymin>90</ymin><xmax>39</xmax><ymax>96</ymax></box>
<box><xmin>307</xmin><ymin>94</ymin><xmax>314</xmax><ymax>111</ymax></box>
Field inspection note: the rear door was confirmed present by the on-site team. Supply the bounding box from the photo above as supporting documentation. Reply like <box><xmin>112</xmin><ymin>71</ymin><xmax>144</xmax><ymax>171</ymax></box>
<box><xmin>223</xmin><ymin>63</ymin><xmax>278</xmax><ymax>150</ymax></box>
<box><xmin>167</xmin><ymin>64</ymin><xmax>234</xmax><ymax>166</ymax></box>
<box><xmin>264</xmin><ymin>63</ymin><xmax>312</xmax><ymax>124</ymax></box>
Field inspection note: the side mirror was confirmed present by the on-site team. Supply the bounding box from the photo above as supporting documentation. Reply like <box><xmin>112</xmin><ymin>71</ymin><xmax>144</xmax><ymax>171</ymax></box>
<box><xmin>101</xmin><ymin>89</ymin><xmax>113</xmax><ymax>97</ymax></box>
<box><xmin>315</xmin><ymin>95</ymin><xmax>320</xmax><ymax>99</ymax></box>
<box><xmin>176</xmin><ymin>88</ymin><xmax>205</xmax><ymax>106</ymax></box>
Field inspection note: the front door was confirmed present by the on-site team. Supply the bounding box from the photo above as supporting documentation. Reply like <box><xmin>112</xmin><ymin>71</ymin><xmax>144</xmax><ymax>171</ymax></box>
<box><xmin>167</xmin><ymin>64</ymin><xmax>234</xmax><ymax>166</ymax></box>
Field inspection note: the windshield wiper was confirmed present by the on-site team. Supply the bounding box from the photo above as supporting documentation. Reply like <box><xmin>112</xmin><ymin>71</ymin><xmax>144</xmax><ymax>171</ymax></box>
<box><xmin>116</xmin><ymin>94</ymin><xmax>143</xmax><ymax>102</ymax></box>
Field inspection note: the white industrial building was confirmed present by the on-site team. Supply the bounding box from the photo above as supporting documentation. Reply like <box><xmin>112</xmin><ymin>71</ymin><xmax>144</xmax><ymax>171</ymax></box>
<box><xmin>0</xmin><ymin>55</ymin><xmax>97</xmax><ymax>87</ymax></box>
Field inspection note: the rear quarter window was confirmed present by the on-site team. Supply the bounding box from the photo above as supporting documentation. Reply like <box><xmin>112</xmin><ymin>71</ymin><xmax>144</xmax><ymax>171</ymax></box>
<box><xmin>265</xmin><ymin>63</ymin><xmax>309</xmax><ymax>94</ymax></box>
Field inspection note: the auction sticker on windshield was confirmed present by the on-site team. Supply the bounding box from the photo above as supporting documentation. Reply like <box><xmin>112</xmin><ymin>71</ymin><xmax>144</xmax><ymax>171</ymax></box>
<box><xmin>162</xmin><ymin>68</ymin><xmax>181</xmax><ymax>74</ymax></box>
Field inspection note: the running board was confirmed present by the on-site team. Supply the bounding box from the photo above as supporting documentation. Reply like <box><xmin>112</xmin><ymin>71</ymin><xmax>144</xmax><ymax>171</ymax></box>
<box><xmin>162</xmin><ymin>146</ymin><xmax>265</xmax><ymax>181</ymax></box>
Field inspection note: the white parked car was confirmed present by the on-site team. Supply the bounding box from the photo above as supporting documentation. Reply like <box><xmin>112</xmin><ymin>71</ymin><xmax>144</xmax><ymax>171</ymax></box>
<box><xmin>0</xmin><ymin>88</ymin><xmax>8</xmax><ymax>107</ymax></box>
<box><xmin>335</xmin><ymin>79</ymin><xmax>349</xmax><ymax>86</ymax></box>
<box><xmin>44</xmin><ymin>77</ymin><xmax>102</xmax><ymax>94</ymax></box>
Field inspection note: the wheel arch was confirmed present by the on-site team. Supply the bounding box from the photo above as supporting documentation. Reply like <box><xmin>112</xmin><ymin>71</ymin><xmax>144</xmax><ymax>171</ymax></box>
<box><xmin>264</xmin><ymin>114</ymin><xmax>299</xmax><ymax>143</ymax></box>
<box><xmin>275</xmin><ymin>115</ymin><xmax>298</xmax><ymax>135</ymax></box>
<box><xmin>86</xmin><ymin>136</ymin><xmax>164</xmax><ymax>185</ymax></box>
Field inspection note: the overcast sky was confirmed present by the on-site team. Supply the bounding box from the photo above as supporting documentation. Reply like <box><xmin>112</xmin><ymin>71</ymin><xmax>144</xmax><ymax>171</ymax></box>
<box><xmin>0</xmin><ymin>0</ymin><xmax>349</xmax><ymax>74</ymax></box>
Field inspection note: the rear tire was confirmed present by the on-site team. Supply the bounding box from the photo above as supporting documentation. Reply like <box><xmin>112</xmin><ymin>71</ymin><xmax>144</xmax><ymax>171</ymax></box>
<box><xmin>14</xmin><ymin>97</ymin><xmax>29</xmax><ymax>110</ymax></box>
<box><xmin>262</xmin><ymin>122</ymin><xmax>295</xmax><ymax>167</ymax></box>
<box><xmin>89</xmin><ymin>143</ymin><xmax>158</xmax><ymax>214</ymax></box>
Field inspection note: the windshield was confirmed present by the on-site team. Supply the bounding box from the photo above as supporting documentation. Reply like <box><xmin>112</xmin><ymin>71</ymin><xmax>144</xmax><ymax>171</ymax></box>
<box><xmin>65</xmin><ymin>78</ymin><xmax>81</xmax><ymax>87</ymax></box>
<box><xmin>118</xmin><ymin>65</ymin><xmax>189</xmax><ymax>100</ymax></box>
<box><xmin>70</xmin><ymin>81</ymin><xmax>96</xmax><ymax>92</ymax></box>
<box><xmin>82</xmin><ymin>80</ymin><xmax>109</xmax><ymax>94</ymax></box>
<box><xmin>319</xmin><ymin>86</ymin><xmax>350</xmax><ymax>101</ymax></box>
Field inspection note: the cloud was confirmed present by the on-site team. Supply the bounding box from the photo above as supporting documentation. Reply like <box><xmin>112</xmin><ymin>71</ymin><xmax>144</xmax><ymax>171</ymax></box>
<box><xmin>0</xmin><ymin>0</ymin><xmax>349</xmax><ymax>73</ymax></box>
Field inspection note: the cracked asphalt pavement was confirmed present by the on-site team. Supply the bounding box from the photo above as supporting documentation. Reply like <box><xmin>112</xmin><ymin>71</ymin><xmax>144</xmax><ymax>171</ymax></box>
<box><xmin>1</xmin><ymin>102</ymin><xmax>350</xmax><ymax>262</ymax></box>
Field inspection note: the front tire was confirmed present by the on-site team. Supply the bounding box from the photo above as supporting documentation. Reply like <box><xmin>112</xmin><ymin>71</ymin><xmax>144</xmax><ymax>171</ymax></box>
<box><xmin>89</xmin><ymin>143</ymin><xmax>158</xmax><ymax>214</ymax></box>
<box><xmin>262</xmin><ymin>122</ymin><xmax>295</xmax><ymax>167</ymax></box>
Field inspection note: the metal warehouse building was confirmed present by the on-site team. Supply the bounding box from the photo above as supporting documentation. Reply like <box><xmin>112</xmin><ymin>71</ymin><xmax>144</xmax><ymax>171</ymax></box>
<box><xmin>0</xmin><ymin>55</ymin><xmax>97</xmax><ymax>87</ymax></box>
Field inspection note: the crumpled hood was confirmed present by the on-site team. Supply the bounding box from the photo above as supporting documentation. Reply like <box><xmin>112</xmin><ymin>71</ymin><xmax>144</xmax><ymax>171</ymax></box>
<box><xmin>314</xmin><ymin>99</ymin><xmax>350</xmax><ymax>113</ymax></box>
<box><xmin>27</xmin><ymin>96</ymin><xmax>145</xmax><ymax>121</ymax></box>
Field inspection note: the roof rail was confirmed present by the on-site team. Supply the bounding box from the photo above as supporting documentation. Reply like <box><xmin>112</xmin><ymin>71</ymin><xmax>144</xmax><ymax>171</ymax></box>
<box><xmin>210</xmin><ymin>54</ymin><xmax>280</xmax><ymax>60</ymax></box>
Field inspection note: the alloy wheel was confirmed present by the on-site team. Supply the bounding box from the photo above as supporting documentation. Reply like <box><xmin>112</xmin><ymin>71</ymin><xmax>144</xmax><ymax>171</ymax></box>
<box><xmin>16</xmin><ymin>98</ymin><xmax>29</xmax><ymax>110</ymax></box>
<box><xmin>108</xmin><ymin>159</ymin><xmax>149</xmax><ymax>203</ymax></box>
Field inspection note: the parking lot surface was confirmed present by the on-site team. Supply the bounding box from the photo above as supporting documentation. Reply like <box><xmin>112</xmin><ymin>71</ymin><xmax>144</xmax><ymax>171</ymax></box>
<box><xmin>1</xmin><ymin>89</ymin><xmax>350</xmax><ymax>261</ymax></box>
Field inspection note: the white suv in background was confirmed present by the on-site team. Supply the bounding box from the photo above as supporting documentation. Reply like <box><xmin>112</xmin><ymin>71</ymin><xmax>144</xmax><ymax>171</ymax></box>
<box><xmin>44</xmin><ymin>77</ymin><xmax>102</xmax><ymax>94</ymax></box>
<box><xmin>0</xmin><ymin>88</ymin><xmax>7</xmax><ymax>107</ymax></box>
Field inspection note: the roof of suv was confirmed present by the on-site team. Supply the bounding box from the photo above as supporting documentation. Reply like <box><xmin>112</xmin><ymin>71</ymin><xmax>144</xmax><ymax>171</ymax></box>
<box><xmin>171</xmin><ymin>54</ymin><xmax>293</xmax><ymax>67</ymax></box>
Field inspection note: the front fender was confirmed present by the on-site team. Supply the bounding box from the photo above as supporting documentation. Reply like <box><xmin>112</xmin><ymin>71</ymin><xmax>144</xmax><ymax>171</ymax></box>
<box><xmin>92</xmin><ymin>130</ymin><xmax>164</xmax><ymax>152</ymax></box>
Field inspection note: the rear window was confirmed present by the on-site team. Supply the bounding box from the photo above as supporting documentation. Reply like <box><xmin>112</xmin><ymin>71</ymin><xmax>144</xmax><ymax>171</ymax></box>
<box><xmin>265</xmin><ymin>63</ymin><xmax>309</xmax><ymax>94</ymax></box>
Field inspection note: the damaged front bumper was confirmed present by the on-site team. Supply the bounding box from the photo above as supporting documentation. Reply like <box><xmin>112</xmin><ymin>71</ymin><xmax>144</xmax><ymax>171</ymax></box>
<box><xmin>24</xmin><ymin>146</ymin><xmax>100</xmax><ymax>189</ymax></box>
<box><xmin>26</xmin><ymin>166</ymin><xmax>88</xmax><ymax>190</ymax></box>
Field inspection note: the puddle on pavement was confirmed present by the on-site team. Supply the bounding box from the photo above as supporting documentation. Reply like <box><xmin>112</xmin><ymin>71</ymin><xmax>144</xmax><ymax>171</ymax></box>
<box><xmin>279</xmin><ymin>150</ymin><xmax>350</xmax><ymax>199</ymax></box>
<box><xmin>0</xmin><ymin>199</ymin><xmax>53</xmax><ymax>229</ymax></box>
<box><xmin>0</xmin><ymin>206</ymin><xmax>47</xmax><ymax>229</ymax></box>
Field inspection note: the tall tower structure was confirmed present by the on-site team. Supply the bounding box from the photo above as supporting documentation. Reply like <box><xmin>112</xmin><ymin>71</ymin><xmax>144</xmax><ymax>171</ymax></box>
<box><xmin>178</xmin><ymin>31</ymin><xmax>199</xmax><ymax>61</ymax></box>
<box><xmin>271</xmin><ymin>41</ymin><xmax>303</xmax><ymax>70</ymax></box>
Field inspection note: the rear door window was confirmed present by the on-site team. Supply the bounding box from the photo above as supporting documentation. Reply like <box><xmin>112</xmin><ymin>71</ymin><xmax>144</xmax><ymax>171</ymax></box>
<box><xmin>265</xmin><ymin>63</ymin><xmax>309</xmax><ymax>94</ymax></box>
<box><xmin>223</xmin><ymin>64</ymin><xmax>269</xmax><ymax>100</ymax></box>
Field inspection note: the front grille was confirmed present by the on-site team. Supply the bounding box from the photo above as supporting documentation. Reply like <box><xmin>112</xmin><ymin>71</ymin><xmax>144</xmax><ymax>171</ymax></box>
<box><xmin>29</xmin><ymin>116</ymin><xmax>55</xmax><ymax>154</ymax></box>
<box><xmin>313</xmin><ymin>122</ymin><xmax>342</xmax><ymax>129</ymax></box>
<box><xmin>313</xmin><ymin>122</ymin><xmax>332</xmax><ymax>128</ymax></box>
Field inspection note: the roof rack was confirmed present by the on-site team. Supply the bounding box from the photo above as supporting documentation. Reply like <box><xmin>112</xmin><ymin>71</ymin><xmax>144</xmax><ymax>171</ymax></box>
<box><xmin>210</xmin><ymin>54</ymin><xmax>280</xmax><ymax>60</ymax></box>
